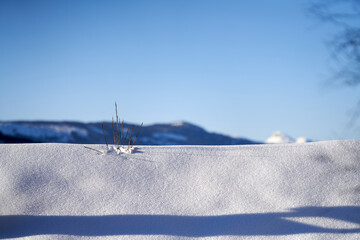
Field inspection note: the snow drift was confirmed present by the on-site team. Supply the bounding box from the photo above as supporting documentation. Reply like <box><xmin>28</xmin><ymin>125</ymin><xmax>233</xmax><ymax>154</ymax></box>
<box><xmin>0</xmin><ymin>140</ymin><xmax>359</xmax><ymax>239</ymax></box>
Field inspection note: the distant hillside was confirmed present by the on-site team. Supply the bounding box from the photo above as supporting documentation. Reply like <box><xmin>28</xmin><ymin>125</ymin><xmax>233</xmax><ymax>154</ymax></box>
<box><xmin>0</xmin><ymin>121</ymin><xmax>261</xmax><ymax>145</ymax></box>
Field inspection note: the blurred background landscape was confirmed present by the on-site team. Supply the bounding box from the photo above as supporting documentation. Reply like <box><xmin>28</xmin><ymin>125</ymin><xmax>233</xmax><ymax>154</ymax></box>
<box><xmin>1</xmin><ymin>0</ymin><xmax>359</xmax><ymax>144</ymax></box>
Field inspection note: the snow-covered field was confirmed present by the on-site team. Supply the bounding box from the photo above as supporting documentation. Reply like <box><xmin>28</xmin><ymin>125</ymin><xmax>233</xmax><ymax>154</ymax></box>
<box><xmin>0</xmin><ymin>140</ymin><xmax>359</xmax><ymax>239</ymax></box>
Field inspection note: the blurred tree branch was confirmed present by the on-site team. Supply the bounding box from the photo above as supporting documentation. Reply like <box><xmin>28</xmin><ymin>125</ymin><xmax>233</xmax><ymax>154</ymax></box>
<box><xmin>310</xmin><ymin>0</ymin><xmax>360</xmax><ymax>87</ymax></box>
<box><xmin>310</xmin><ymin>0</ymin><xmax>360</xmax><ymax>128</ymax></box>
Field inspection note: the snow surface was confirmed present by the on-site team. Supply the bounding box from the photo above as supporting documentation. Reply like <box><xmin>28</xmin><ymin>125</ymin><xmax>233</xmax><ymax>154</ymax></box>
<box><xmin>0</xmin><ymin>140</ymin><xmax>359</xmax><ymax>239</ymax></box>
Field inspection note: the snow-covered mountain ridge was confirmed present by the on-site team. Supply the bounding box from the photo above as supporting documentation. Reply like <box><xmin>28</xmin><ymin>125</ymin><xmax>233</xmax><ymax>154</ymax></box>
<box><xmin>0</xmin><ymin>121</ymin><xmax>312</xmax><ymax>145</ymax></box>
<box><xmin>266</xmin><ymin>131</ymin><xmax>312</xmax><ymax>144</ymax></box>
<box><xmin>0</xmin><ymin>121</ymin><xmax>260</xmax><ymax>145</ymax></box>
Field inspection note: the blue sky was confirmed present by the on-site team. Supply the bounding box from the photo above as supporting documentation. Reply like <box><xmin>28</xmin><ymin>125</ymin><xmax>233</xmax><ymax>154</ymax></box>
<box><xmin>0</xmin><ymin>0</ymin><xmax>359</xmax><ymax>142</ymax></box>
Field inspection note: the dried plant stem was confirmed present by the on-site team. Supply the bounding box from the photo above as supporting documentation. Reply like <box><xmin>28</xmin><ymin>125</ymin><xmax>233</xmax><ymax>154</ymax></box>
<box><xmin>101</xmin><ymin>123</ymin><xmax>109</xmax><ymax>149</ymax></box>
<box><xmin>112</xmin><ymin>117</ymin><xmax>116</xmax><ymax>147</ymax></box>
<box><xmin>131</xmin><ymin>122</ymin><xmax>143</xmax><ymax>147</ymax></box>
<box><xmin>123</xmin><ymin>126</ymin><xmax>130</xmax><ymax>146</ymax></box>
<box><xmin>116</xmin><ymin>117</ymin><xmax>120</xmax><ymax>146</ymax></box>
<box><xmin>127</xmin><ymin>125</ymin><xmax>135</xmax><ymax>150</ymax></box>
<box><xmin>90</xmin><ymin>102</ymin><xmax>143</xmax><ymax>155</ymax></box>
<box><xmin>84</xmin><ymin>146</ymin><xmax>103</xmax><ymax>154</ymax></box>
<box><xmin>120</xmin><ymin>120</ymin><xmax>124</xmax><ymax>146</ymax></box>
<box><xmin>115</xmin><ymin>102</ymin><xmax>120</xmax><ymax>147</ymax></box>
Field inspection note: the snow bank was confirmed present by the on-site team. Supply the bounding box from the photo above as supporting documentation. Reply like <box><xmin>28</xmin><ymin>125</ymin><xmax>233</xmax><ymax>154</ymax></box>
<box><xmin>0</xmin><ymin>140</ymin><xmax>359</xmax><ymax>239</ymax></box>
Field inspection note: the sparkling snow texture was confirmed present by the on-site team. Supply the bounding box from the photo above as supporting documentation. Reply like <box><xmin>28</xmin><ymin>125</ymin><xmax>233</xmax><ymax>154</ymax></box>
<box><xmin>0</xmin><ymin>141</ymin><xmax>359</xmax><ymax>239</ymax></box>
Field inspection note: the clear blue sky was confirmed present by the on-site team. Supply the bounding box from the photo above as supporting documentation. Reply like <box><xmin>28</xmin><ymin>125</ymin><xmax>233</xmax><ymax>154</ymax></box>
<box><xmin>0</xmin><ymin>0</ymin><xmax>359</xmax><ymax>142</ymax></box>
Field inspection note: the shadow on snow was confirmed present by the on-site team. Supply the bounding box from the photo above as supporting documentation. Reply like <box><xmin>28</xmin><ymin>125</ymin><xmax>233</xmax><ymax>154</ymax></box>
<box><xmin>1</xmin><ymin>206</ymin><xmax>359</xmax><ymax>238</ymax></box>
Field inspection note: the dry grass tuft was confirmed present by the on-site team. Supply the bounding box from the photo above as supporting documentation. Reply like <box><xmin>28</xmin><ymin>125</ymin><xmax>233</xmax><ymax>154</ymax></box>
<box><xmin>85</xmin><ymin>102</ymin><xmax>143</xmax><ymax>155</ymax></box>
